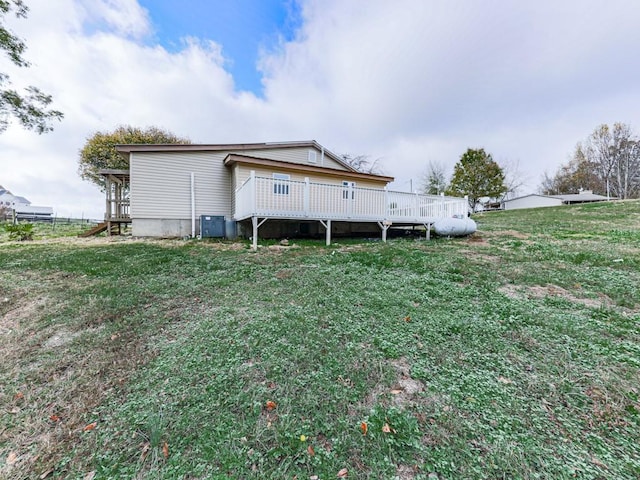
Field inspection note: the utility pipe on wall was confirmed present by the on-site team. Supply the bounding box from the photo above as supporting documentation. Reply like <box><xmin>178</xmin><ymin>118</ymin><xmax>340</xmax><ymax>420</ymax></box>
<box><xmin>191</xmin><ymin>172</ymin><xmax>196</xmax><ymax>238</ymax></box>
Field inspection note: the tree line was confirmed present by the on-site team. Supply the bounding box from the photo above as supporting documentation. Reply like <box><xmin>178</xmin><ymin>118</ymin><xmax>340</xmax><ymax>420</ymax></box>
<box><xmin>540</xmin><ymin>123</ymin><xmax>640</xmax><ymax>199</ymax></box>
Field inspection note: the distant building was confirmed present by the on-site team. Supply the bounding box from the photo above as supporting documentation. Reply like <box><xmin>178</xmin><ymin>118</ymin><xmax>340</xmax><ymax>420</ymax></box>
<box><xmin>0</xmin><ymin>185</ymin><xmax>54</xmax><ymax>221</ymax></box>
<box><xmin>501</xmin><ymin>190</ymin><xmax>612</xmax><ymax>211</ymax></box>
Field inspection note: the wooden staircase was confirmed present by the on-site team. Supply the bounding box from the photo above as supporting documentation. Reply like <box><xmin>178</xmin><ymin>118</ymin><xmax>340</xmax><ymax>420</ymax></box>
<box><xmin>78</xmin><ymin>222</ymin><xmax>122</xmax><ymax>237</ymax></box>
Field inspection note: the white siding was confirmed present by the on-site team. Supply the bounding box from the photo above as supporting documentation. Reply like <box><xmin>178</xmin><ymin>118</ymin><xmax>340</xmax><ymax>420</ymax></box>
<box><xmin>131</xmin><ymin>151</ymin><xmax>231</xmax><ymax>219</ymax></box>
<box><xmin>504</xmin><ymin>195</ymin><xmax>562</xmax><ymax>210</ymax></box>
<box><xmin>231</xmin><ymin>146</ymin><xmax>349</xmax><ymax>171</ymax></box>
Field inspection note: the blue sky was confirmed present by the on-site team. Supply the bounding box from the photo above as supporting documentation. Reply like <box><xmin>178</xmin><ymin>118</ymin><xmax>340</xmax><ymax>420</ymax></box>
<box><xmin>138</xmin><ymin>0</ymin><xmax>301</xmax><ymax>93</ymax></box>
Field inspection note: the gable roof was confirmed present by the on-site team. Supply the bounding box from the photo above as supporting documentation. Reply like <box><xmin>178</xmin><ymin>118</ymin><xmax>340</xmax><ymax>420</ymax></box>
<box><xmin>224</xmin><ymin>154</ymin><xmax>394</xmax><ymax>183</ymax></box>
<box><xmin>116</xmin><ymin>140</ymin><xmax>358</xmax><ymax>172</ymax></box>
<box><xmin>503</xmin><ymin>194</ymin><xmax>562</xmax><ymax>203</ymax></box>
<box><xmin>555</xmin><ymin>192</ymin><xmax>611</xmax><ymax>202</ymax></box>
<box><xmin>13</xmin><ymin>195</ymin><xmax>30</xmax><ymax>204</ymax></box>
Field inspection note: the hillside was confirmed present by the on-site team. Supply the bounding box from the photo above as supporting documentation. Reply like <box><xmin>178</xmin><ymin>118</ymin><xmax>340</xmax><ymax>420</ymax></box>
<box><xmin>1</xmin><ymin>200</ymin><xmax>639</xmax><ymax>479</ymax></box>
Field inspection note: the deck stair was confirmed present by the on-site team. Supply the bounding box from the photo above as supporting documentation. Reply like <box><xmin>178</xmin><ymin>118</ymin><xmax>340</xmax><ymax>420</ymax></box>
<box><xmin>78</xmin><ymin>222</ymin><xmax>121</xmax><ymax>237</ymax></box>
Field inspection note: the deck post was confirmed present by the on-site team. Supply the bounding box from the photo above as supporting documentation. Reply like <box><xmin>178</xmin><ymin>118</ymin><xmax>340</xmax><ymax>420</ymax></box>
<box><xmin>319</xmin><ymin>219</ymin><xmax>331</xmax><ymax>246</ymax></box>
<box><xmin>251</xmin><ymin>217</ymin><xmax>269</xmax><ymax>251</ymax></box>
<box><xmin>250</xmin><ymin>170</ymin><xmax>256</xmax><ymax>215</ymax></box>
<box><xmin>304</xmin><ymin>177</ymin><xmax>310</xmax><ymax>216</ymax></box>
<box><xmin>425</xmin><ymin>223</ymin><xmax>431</xmax><ymax>241</ymax></box>
<box><xmin>378</xmin><ymin>220</ymin><xmax>391</xmax><ymax>243</ymax></box>
<box><xmin>252</xmin><ymin>216</ymin><xmax>258</xmax><ymax>251</ymax></box>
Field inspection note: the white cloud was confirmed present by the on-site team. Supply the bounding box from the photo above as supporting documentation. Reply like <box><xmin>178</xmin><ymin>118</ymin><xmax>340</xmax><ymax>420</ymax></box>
<box><xmin>2</xmin><ymin>0</ymin><xmax>640</xmax><ymax>218</ymax></box>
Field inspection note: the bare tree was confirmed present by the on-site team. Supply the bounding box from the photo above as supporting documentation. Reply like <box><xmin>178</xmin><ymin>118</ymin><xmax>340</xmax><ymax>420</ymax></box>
<box><xmin>583</xmin><ymin>123</ymin><xmax>640</xmax><ymax>199</ymax></box>
<box><xmin>499</xmin><ymin>158</ymin><xmax>527</xmax><ymax>199</ymax></box>
<box><xmin>340</xmin><ymin>154</ymin><xmax>383</xmax><ymax>174</ymax></box>
<box><xmin>420</xmin><ymin>160</ymin><xmax>448</xmax><ymax>195</ymax></box>
<box><xmin>610</xmin><ymin>124</ymin><xmax>640</xmax><ymax>199</ymax></box>
<box><xmin>539</xmin><ymin>144</ymin><xmax>602</xmax><ymax>195</ymax></box>
<box><xmin>0</xmin><ymin>203</ymin><xmax>9</xmax><ymax>220</ymax></box>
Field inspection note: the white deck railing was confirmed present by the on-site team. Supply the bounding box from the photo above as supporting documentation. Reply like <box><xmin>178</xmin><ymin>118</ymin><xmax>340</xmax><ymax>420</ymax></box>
<box><xmin>234</xmin><ymin>174</ymin><xmax>468</xmax><ymax>224</ymax></box>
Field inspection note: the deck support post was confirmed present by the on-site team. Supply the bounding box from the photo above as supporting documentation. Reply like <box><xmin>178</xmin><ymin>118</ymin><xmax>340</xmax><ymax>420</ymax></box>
<box><xmin>251</xmin><ymin>216</ymin><xmax>269</xmax><ymax>251</ymax></box>
<box><xmin>319</xmin><ymin>219</ymin><xmax>332</xmax><ymax>246</ymax></box>
<box><xmin>378</xmin><ymin>220</ymin><xmax>392</xmax><ymax>243</ymax></box>
<box><xmin>424</xmin><ymin>223</ymin><xmax>431</xmax><ymax>241</ymax></box>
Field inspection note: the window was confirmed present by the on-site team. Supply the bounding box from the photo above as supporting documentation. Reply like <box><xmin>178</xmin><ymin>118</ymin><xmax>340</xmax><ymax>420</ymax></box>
<box><xmin>343</xmin><ymin>181</ymin><xmax>355</xmax><ymax>199</ymax></box>
<box><xmin>273</xmin><ymin>173</ymin><xmax>290</xmax><ymax>195</ymax></box>
<box><xmin>307</xmin><ymin>150</ymin><xmax>317</xmax><ymax>164</ymax></box>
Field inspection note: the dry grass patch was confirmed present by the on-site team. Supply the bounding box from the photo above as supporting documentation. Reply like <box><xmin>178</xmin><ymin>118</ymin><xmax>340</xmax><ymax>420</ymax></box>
<box><xmin>498</xmin><ymin>283</ymin><xmax>618</xmax><ymax>309</ymax></box>
<box><xmin>0</xmin><ymin>273</ymin><xmax>160</xmax><ymax>479</ymax></box>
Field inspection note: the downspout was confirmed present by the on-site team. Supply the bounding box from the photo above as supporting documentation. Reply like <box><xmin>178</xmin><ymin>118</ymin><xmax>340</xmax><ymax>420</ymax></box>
<box><xmin>191</xmin><ymin>172</ymin><xmax>196</xmax><ymax>238</ymax></box>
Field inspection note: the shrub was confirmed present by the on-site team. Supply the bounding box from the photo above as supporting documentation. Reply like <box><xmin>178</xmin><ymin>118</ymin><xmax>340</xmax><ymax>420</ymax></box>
<box><xmin>4</xmin><ymin>222</ymin><xmax>35</xmax><ymax>241</ymax></box>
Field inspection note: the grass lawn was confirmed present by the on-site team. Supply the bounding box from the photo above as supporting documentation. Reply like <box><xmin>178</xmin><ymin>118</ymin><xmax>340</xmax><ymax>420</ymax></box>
<box><xmin>1</xmin><ymin>201</ymin><xmax>639</xmax><ymax>479</ymax></box>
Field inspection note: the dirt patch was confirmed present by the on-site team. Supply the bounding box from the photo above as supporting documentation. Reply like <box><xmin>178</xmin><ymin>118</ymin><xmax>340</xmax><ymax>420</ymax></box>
<box><xmin>499</xmin><ymin>283</ymin><xmax>613</xmax><ymax>309</ymax></box>
<box><xmin>496</xmin><ymin>230</ymin><xmax>530</xmax><ymax>239</ymax></box>
<box><xmin>457</xmin><ymin>249</ymin><xmax>500</xmax><ymax>263</ymax></box>
<box><xmin>360</xmin><ymin>357</ymin><xmax>429</xmax><ymax>411</ymax></box>
<box><xmin>43</xmin><ymin>329</ymin><xmax>81</xmax><ymax>348</ymax></box>
<box><xmin>389</xmin><ymin>358</ymin><xmax>426</xmax><ymax>408</ymax></box>
<box><xmin>466</xmin><ymin>234</ymin><xmax>488</xmax><ymax>245</ymax></box>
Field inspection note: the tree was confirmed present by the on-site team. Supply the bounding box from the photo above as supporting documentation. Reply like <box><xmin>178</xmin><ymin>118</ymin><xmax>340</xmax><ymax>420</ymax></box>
<box><xmin>420</xmin><ymin>160</ymin><xmax>448</xmax><ymax>195</ymax></box>
<box><xmin>340</xmin><ymin>154</ymin><xmax>383</xmax><ymax>174</ymax></box>
<box><xmin>541</xmin><ymin>143</ymin><xmax>602</xmax><ymax>195</ymax></box>
<box><xmin>446</xmin><ymin>148</ymin><xmax>506</xmax><ymax>210</ymax></box>
<box><xmin>499</xmin><ymin>158</ymin><xmax>527</xmax><ymax>199</ymax></box>
<box><xmin>78</xmin><ymin>125</ymin><xmax>191</xmax><ymax>189</ymax></box>
<box><xmin>0</xmin><ymin>0</ymin><xmax>63</xmax><ymax>134</ymax></box>
<box><xmin>542</xmin><ymin>123</ymin><xmax>640</xmax><ymax>199</ymax></box>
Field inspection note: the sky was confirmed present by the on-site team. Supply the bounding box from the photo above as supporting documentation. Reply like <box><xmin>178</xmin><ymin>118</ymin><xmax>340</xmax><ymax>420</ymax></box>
<box><xmin>1</xmin><ymin>0</ymin><xmax>640</xmax><ymax>219</ymax></box>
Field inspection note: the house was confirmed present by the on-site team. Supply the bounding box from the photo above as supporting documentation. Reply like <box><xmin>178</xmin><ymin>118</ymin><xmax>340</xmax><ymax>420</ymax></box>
<box><xmin>501</xmin><ymin>190</ymin><xmax>612</xmax><ymax>211</ymax></box>
<box><xmin>502</xmin><ymin>194</ymin><xmax>563</xmax><ymax>210</ymax></box>
<box><xmin>109</xmin><ymin>141</ymin><xmax>469</xmax><ymax>248</ymax></box>
<box><xmin>0</xmin><ymin>185</ymin><xmax>54</xmax><ymax>221</ymax></box>
<box><xmin>554</xmin><ymin>190</ymin><xmax>612</xmax><ymax>204</ymax></box>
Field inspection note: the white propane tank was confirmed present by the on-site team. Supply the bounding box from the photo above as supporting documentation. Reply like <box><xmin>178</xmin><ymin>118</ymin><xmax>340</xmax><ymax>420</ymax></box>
<box><xmin>433</xmin><ymin>217</ymin><xmax>477</xmax><ymax>237</ymax></box>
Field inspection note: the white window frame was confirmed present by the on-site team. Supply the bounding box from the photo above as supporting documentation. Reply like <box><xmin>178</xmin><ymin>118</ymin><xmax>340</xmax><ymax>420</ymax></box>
<box><xmin>273</xmin><ymin>173</ymin><xmax>291</xmax><ymax>195</ymax></box>
<box><xmin>307</xmin><ymin>150</ymin><xmax>317</xmax><ymax>164</ymax></box>
<box><xmin>342</xmin><ymin>181</ymin><xmax>356</xmax><ymax>200</ymax></box>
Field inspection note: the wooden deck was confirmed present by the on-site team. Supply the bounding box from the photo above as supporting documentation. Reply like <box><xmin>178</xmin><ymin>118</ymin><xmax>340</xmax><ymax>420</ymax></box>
<box><xmin>234</xmin><ymin>173</ymin><xmax>469</xmax><ymax>249</ymax></box>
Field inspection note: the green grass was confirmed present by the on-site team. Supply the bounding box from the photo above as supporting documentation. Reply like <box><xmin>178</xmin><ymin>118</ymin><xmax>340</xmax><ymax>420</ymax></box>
<box><xmin>1</xmin><ymin>201</ymin><xmax>639</xmax><ymax>479</ymax></box>
<box><xmin>0</xmin><ymin>219</ymin><xmax>99</xmax><ymax>242</ymax></box>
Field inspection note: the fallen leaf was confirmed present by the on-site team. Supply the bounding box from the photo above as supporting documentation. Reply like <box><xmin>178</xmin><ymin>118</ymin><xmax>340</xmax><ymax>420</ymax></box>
<box><xmin>50</xmin><ymin>414</ymin><xmax>60</xmax><ymax>422</ymax></box>
<box><xmin>404</xmin><ymin>316</ymin><xmax>411</xmax><ymax>322</ymax></box>
<box><xmin>307</xmin><ymin>445</ymin><xmax>315</xmax><ymax>456</ymax></box>
<box><xmin>390</xmin><ymin>389</ymin><xmax>403</xmax><ymax>395</ymax></box>
<box><xmin>14</xmin><ymin>392</ymin><xmax>24</xmax><ymax>400</ymax></box>
<box><xmin>382</xmin><ymin>423</ymin><xmax>395</xmax><ymax>433</ymax></box>
<box><xmin>9</xmin><ymin>407</ymin><xmax>20</xmax><ymax>414</ymax></box>
<box><xmin>360</xmin><ymin>422</ymin><xmax>368</xmax><ymax>435</ymax></box>
<box><xmin>83</xmin><ymin>422</ymin><xmax>97</xmax><ymax>431</ymax></box>
<box><xmin>337</xmin><ymin>467</ymin><xmax>348</xmax><ymax>477</ymax></box>
<box><xmin>6</xmin><ymin>451</ymin><xmax>17</xmax><ymax>465</ymax></box>
<box><xmin>590</xmin><ymin>456</ymin><xmax>607</xmax><ymax>469</ymax></box>
<box><xmin>265</xmin><ymin>400</ymin><xmax>277</xmax><ymax>411</ymax></box>
<box><xmin>140</xmin><ymin>442</ymin><xmax>150</xmax><ymax>461</ymax></box>
<box><xmin>84</xmin><ymin>471</ymin><xmax>96</xmax><ymax>480</ymax></box>
<box><xmin>497</xmin><ymin>376</ymin><xmax>514</xmax><ymax>385</ymax></box>
<box><xmin>162</xmin><ymin>441</ymin><xmax>169</xmax><ymax>459</ymax></box>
